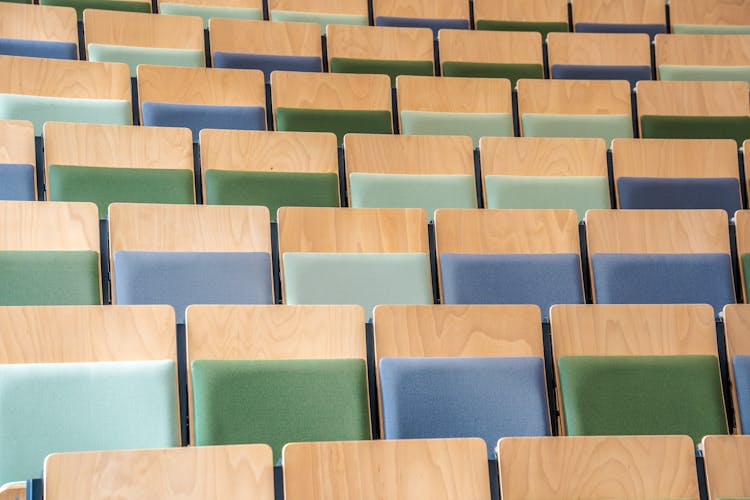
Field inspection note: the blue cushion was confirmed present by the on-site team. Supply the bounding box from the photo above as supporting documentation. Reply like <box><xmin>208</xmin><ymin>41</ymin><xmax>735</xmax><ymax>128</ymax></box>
<box><xmin>0</xmin><ymin>164</ymin><xmax>35</xmax><ymax>200</ymax></box>
<box><xmin>212</xmin><ymin>52</ymin><xmax>323</xmax><ymax>83</ymax></box>
<box><xmin>379</xmin><ymin>356</ymin><xmax>550</xmax><ymax>457</ymax></box>
<box><xmin>375</xmin><ymin>16</ymin><xmax>469</xmax><ymax>37</ymax></box>
<box><xmin>439</xmin><ymin>253</ymin><xmax>584</xmax><ymax>319</ymax></box>
<box><xmin>113</xmin><ymin>251</ymin><xmax>273</xmax><ymax>323</ymax></box>
<box><xmin>551</xmin><ymin>64</ymin><xmax>651</xmax><ymax>88</ymax></box>
<box><xmin>734</xmin><ymin>355</ymin><xmax>750</xmax><ymax>434</ymax></box>
<box><xmin>0</xmin><ymin>38</ymin><xmax>77</xmax><ymax>60</ymax></box>
<box><xmin>574</xmin><ymin>22</ymin><xmax>667</xmax><ymax>40</ymax></box>
<box><xmin>141</xmin><ymin>102</ymin><xmax>266</xmax><ymax>142</ymax></box>
<box><xmin>591</xmin><ymin>253</ymin><xmax>735</xmax><ymax>315</ymax></box>
<box><xmin>617</xmin><ymin>177</ymin><xmax>742</xmax><ymax>214</ymax></box>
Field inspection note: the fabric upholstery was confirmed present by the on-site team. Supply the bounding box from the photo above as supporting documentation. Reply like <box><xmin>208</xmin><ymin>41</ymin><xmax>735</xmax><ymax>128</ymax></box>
<box><xmin>658</xmin><ymin>65</ymin><xmax>750</xmax><ymax>84</ymax></box>
<box><xmin>439</xmin><ymin>253</ymin><xmax>584</xmax><ymax>319</ymax></box>
<box><xmin>87</xmin><ymin>44</ymin><xmax>205</xmax><ymax>77</ymax></box>
<box><xmin>400</xmin><ymin>110</ymin><xmax>513</xmax><ymax>147</ymax></box>
<box><xmin>742</xmin><ymin>253</ymin><xmax>750</xmax><ymax>300</ymax></box>
<box><xmin>551</xmin><ymin>64</ymin><xmax>652</xmax><ymax>88</ymax></box>
<box><xmin>591</xmin><ymin>252</ymin><xmax>735</xmax><ymax>315</ymax></box>
<box><xmin>522</xmin><ymin>113</ymin><xmax>633</xmax><ymax>145</ymax></box>
<box><xmin>41</xmin><ymin>0</ymin><xmax>149</xmax><ymax>19</ymax></box>
<box><xmin>574</xmin><ymin>22</ymin><xmax>667</xmax><ymax>39</ymax></box>
<box><xmin>733</xmin><ymin>355</ymin><xmax>750</xmax><ymax>434</ymax></box>
<box><xmin>212</xmin><ymin>52</ymin><xmax>322</xmax><ymax>82</ymax></box>
<box><xmin>0</xmin><ymin>360</ymin><xmax>178</xmax><ymax>485</ymax></box>
<box><xmin>0</xmin><ymin>38</ymin><xmax>77</xmax><ymax>60</ymax></box>
<box><xmin>269</xmin><ymin>10</ymin><xmax>368</xmax><ymax>35</ymax></box>
<box><xmin>640</xmin><ymin>115</ymin><xmax>750</xmax><ymax>146</ymax></box>
<box><xmin>158</xmin><ymin>3</ymin><xmax>262</xmax><ymax>28</ymax></box>
<box><xmin>0</xmin><ymin>164</ymin><xmax>35</xmax><ymax>201</ymax></box>
<box><xmin>474</xmin><ymin>20</ymin><xmax>569</xmax><ymax>39</ymax></box>
<box><xmin>329</xmin><ymin>57</ymin><xmax>433</xmax><ymax>86</ymax></box>
<box><xmin>191</xmin><ymin>358</ymin><xmax>370</xmax><ymax>461</ymax></box>
<box><xmin>375</xmin><ymin>16</ymin><xmax>468</xmax><ymax>37</ymax></box>
<box><xmin>0</xmin><ymin>250</ymin><xmax>100</xmax><ymax>305</ymax></box>
<box><xmin>113</xmin><ymin>251</ymin><xmax>273</xmax><ymax>323</ymax></box>
<box><xmin>379</xmin><ymin>356</ymin><xmax>549</xmax><ymax>456</ymax></box>
<box><xmin>672</xmin><ymin>24</ymin><xmax>750</xmax><ymax>34</ymax></box>
<box><xmin>558</xmin><ymin>354</ymin><xmax>728</xmax><ymax>444</ymax></box>
<box><xmin>275</xmin><ymin>107</ymin><xmax>392</xmax><ymax>145</ymax></box>
<box><xmin>441</xmin><ymin>62</ymin><xmax>543</xmax><ymax>87</ymax></box>
<box><xmin>141</xmin><ymin>102</ymin><xmax>266</xmax><ymax>142</ymax></box>
<box><xmin>617</xmin><ymin>177</ymin><xmax>741</xmax><ymax>214</ymax></box>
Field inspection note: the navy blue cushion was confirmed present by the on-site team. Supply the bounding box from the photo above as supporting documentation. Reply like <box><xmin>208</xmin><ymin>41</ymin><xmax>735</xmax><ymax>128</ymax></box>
<box><xmin>439</xmin><ymin>253</ymin><xmax>584</xmax><ymax>319</ymax></box>
<box><xmin>574</xmin><ymin>22</ymin><xmax>667</xmax><ymax>40</ymax></box>
<box><xmin>379</xmin><ymin>356</ymin><xmax>550</xmax><ymax>456</ymax></box>
<box><xmin>212</xmin><ymin>52</ymin><xmax>323</xmax><ymax>83</ymax></box>
<box><xmin>113</xmin><ymin>251</ymin><xmax>273</xmax><ymax>323</ymax></box>
<box><xmin>591</xmin><ymin>253</ymin><xmax>735</xmax><ymax>315</ymax></box>
<box><xmin>375</xmin><ymin>15</ymin><xmax>469</xmax><ymax>37</ymax></box>
<box><xmin>0</xmin><ymin>38</ymin><xmax>77</xmax><ymax>60</ymax></box>
<box><xmin>141</xmin><ymin>102</ymin><xmax>266</xmax><ymax>142</ymax></box>
<box><xmin>734</xmin><ymin>355</ymin><xmax>750</xmax><ymax>434</ymax></box>
<box><xmin>0</xmin><ymin>164</ymin><xmax>35</xmax><ymax>200</ymax></box>
<box><xmin>551</xmin><ymin>64</ymin><xmax>651</xmax><ymax>88</ymax></box>
<box><xmin>617</xmin><ymin>177</ymin><xmax>742</xmax><ymax>214</ymax></box>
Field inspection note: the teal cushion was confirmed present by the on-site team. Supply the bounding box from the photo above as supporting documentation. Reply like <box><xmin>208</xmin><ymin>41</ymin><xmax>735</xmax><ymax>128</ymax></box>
<box><xmin>48</xmin><ymin>164</ymin><xmax>194</xmax><ymax>218</ymax></box>
<box><xmin>522</xmin><ymin>113</ymin><xmax>634</xmax><ymax>145</ymax></box>
<box><xmin>349</xmin><ymin>173</ymin><xmax>477</xmax><ymax>221</ymax></box>
<box><xmin>329</xmin><ymin>57</ymin><xmax>433</xmax><ymax>86</ymax></box>
<box><xmin>400</xmin><ymin>110</ymin><xmax>513</xmax><ymax>147</ymax></box>
<box><xmin>640</xmin><ymin>115</ymin><xmax>750</xmax><ymax>146</ymax></box>
<box><xmin>0</xmin><ymin>250</ymin><xmax>100</xmax><ymax>305</ymax></box>
<box><xmin>474</xmin><ymin>20</ymin><xmax>569</xmax><ymax>39</ymax></box>
<box><xmin>484</xmin><ymin>175</ymin><xmax>611</xmax><ymax>220</ymax></box>
<box><xmin>558</xmin><ymin>355</ymin><xmax>728</xmax><ymax>445</ymax></box>
<box><xmin>191</xmin><ymin>358</ymin><xmax>370</xmax><ymax>462</ymax></box>
<box><xmin>159</xmin><ymin>3</ymin><xmax>262</xmax><ymax>28</ymax></box>
<box><xmin>282</xmin><ymin>252</ymin><xmax>433</xmax><ymax>320</ymax></box>
<box><xmin>41</xmin><ymin>0</ymin><xmax>150</xmax><ymax>20</ymax></box>
<box><xmin>275</xmin><ymin>107</ymin><xmax>392</xmax><ymax>145</ymax></box>
<box><xmin>270</xmin><ymin>10</ymin><xmax>368</xmax><ymax>35</ymax></box>
<box><xmin>87</xmin><ymin>44</ymin><xmax>205</xmax><ymax>77</ymax></box>
<box><xmin>671</xmin><ymin>24</ymin><xmax>750</xmax><ymax>34</ymax></box>
<box><xmin>441</xmin><ymin>62</ymin><xmax>543</xmax><ymax>87</ymax></box>
<box><xmin>659</xmin><ymin>64</ymin><xmax>750</xmax><ymax>84</ymax></box>
<box><xmin>0</xmin><ymin>360</ymin><xmax>178</xmax><ymax>485</ymax></box>
<box><xmin>0</xmin><ymin>94</ymin><xmax>132</xmax><ymax>135</ymax></box>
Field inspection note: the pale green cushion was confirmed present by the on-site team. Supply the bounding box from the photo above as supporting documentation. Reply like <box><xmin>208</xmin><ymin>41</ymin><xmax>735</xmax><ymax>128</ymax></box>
<box><xmin>270</xmin><ymin>10</ymin><xmax>368</xmax><ymax>35</ymax></box>
<box><xmin>400</xmin><ymin>110</ymin><xmax>513</xmax><ymax>147</ymax></box>
<box><xmin>87</xmin><ymin>44</ymin><xmax>205</xmax><ymax>77</ymax></box>
<box><xmin>0</xmin><ymin>360</ymin><xmax>178</xmax><ymax>485</ymax></box>
<box><xmin>349</xmin><ymin>173</ymin><xmax>477</xmax><ymax>221</ymax></box>
<box><xmin>485</xmin><ymin>175</ymin><xmax>611</xmax><ymax>220</ymax></box>
<box><xmin>522</xmin><ymin>113</ymin><xmax>633</xmax><ymax>146</ymax></box>
<box><xmin>0</xmin><ymin>94</ymin><xmax>131</xmax><ymax>135</ymax></box>
<box><xmin>659</xmin><ymin>64</ymin><xmax>750</xmax><ymax>84</ymax></box>
<box><xmin>159</xmin><ymin>3</ymin><xmax>262</xmax><ymax>28</ymax></box>
<box><xmin>672</xmin><ymin>24</ymin><xmax>750</xmax><ymax>34</ymax></box>
<box><xmin>282</xmin><ymin>252</ymin><xmax>433</xmax><ymax>320</ymax></box>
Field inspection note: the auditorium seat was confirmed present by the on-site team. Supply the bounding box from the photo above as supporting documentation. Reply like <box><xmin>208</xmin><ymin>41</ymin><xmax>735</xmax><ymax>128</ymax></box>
<box><xmin>702</xmin><ymin>435</ymin><xmax>750</xmax><ymax>499</ymax></box>
<box><xmin>372</xmin><ymin>0</ymin><xmax>469</xmax><ymax>36</ymax></box>
<box><xmin>734</xmin><ymin>211</ymin><xmax>750</xmax><ymax>294</ymax></box>
<box><xmin>396</xmin><ymin>75</ymin><xmax>512</xmax><ymax>146</ymax></box>
<box><xmin>344</xmin><ymin>133</ymin><xmax>476</xmax><ymax>220</ymax></box>
<box><xmin>268</xmin><ymin>0</ymin><xmax>368</xmax><ymax>35</ymax></box>
<box><xmin>611</xmin><ymin>138</ymin><xmax>742</xmax><ymax>213</ymax></box>
<box><xmin>438</xmin><ymin>30</ymin><xmax>543</xmax><ymax>86</ymax></box>
<box><xmin>109</xmin><ymin>203</ymin><xmax>273</xmax><ymax>323</ymax></box>
<box><xmin>43</xmin><ymin>122</ymin><xmax>194</xmax><ymax>218</ymax></box>
<box><xmin>158</xmin><ymin>0</ymin><xmax>262</xmax><ymax>28</ymax></box>
<box><xmin>722</xmin><ymin>305</ymin><xmax>750</xmax><ymax>435</ymax></box>
<box><xmin>374</xmin><ymin>304</ymin><xmax>550</xmax><ymax>456</ymax></box>
<box><xmin>41</xmin><ymin>0</ymin><xmax>150</xmax><ymax>20</ymax></box>
<box><xmin>278</xmin><ymin>207</ymin><xmax>434</xmax><ymax>320</ymax></box>
<box><xmin>498</xmin><ymin>435</ymin><xmax>700</xmax><ymax>499</ymax></box>
<box><xmin>655</xmin><ymin>34</ymin><xmax>750</xmax><ymax>83</ymax></box>
<box><xmin>0</xmin><ymin>3</ymin><xmax>78</xmax><ymax>60</ymax></box>
<box><xmin>480</xmin><ymin>136</ymin><xmax>610</xmax><ymax>220</ymax></box>
<box><xmin>550</xmin><ymin>303</ymin><xmax>728</xmax><ymax>443</ymax></box>
<box><xmin>585</xmin><ymin>209</ymin><xmax>735</xmax><ymax>315</ymax></box>
<box><xmin>283</xmin><ymin>438</ymin><xmax>491</xmax><ymax>500</ymax></box>
<box><xmin>473</xmin><ymin>0</ymin><xmax>568</xmax><ymax>38</ymax></box>
<box><xmin>570</xmin><ymin>0</ymin><xmax>667</xmax><ymax>39</ymax></box>
<box><xmin>434</xmin><ymin>208</ymin><xmax>584</xmax><ymax>319</ymax></box>
<box><xmin>0</xmin><ymin>120</ymin><xmax>36</xmax><ymax>201</ymax></box>
<box><xmin>0</xmin><ymin>305</ymin><xmax>179</xmax><ymax>487</ymax></box>
<box><xmin>200</xmin><ymin>129</ymin><xmax>340</xmax><ymax>219</ymax></box>
<box><xmin>186</xmin><ymin>304</ymin><xmax>370</xmax><ymax>461</ymax></box>
<box><xmin>669</xmin><ymin>0</ymin><xmax>750</xmax><ymax>34</ymax></box>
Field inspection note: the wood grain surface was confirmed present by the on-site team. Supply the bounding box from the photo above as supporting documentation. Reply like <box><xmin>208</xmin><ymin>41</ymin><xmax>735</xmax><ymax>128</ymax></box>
<box><xmin>271</xmin><ymin>71</ymin><xmax>392</xmax><ymax>111</ymax></box>
<box><xmin>571</xmin><ymin>0</ymin><xmax>667</xmax><ymax>24</ymax></box>
<box><xmin>670</xmin><ymin>0</ymin><xmax>750</xmax><ymax>28</ymax></box>
<box><xmin>473</xmin><ymin>0</ymin><xmax>568</xmax><ymax>24</ymax></box>
<box><xmin>0</xmin><ymin>200</ymin><xmax>99</xmax><ymax>251</ymax></box>
<box><xmin>326</xmin><ymin>24</ymin><xmax>433</xmax><ymax>62</ymax></box>
<box><xmin>373</xmin><ymin>0</ymin><xmax>469</xmax><ymax>20</ymax></box>
<box><xmin>0</xmin><ymin>120</ymin><xmax>35</xmax><ymax>166</ymax></box>
<box><xmin>0</xmin><ymin>3</ymin><xmax>77</xmax><ymax>45</ymax></box>
<box><xmin>655</xmin><ymin>34</ymin><xmax>750</xmax><ymax>70</ymax></box>
<box><xmin>83</xmin><ymin>10</ymin><xmax>204</xmax><ymax>50</ymax></box>
<box><xmin>635</xmin><ymin>80</ymin><xmax>750</xmax><ymax>117</ymax></box>
<box><xmin>439</xmin><ymin>30</ymin><xmax>543</xmax><ymax>65</ymax></box>
<box><xmin>547</xmin><ymin>32</ymin><xmax>651</xmax><ymax>68</ymax></box>
<box><xmin>268</xmin><ymin>0</ymin><xmax>368</xmax><ymax>15</ymax></box>
<box><xmin>396</xmin><ymin>75</ymin><xmax>512</xmax><ymax>114</ymax></box>
<box><xmin>209</xmin><ymin>19</ymin><xmax>322</xmax><ymax>58</ymax></box>
<box><xmin>702</xmin><ymin>435</ymin><xmax>750</xmax><ymax>499</ymax></box>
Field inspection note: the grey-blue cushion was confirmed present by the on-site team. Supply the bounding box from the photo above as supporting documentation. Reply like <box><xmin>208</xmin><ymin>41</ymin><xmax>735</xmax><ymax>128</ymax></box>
<box><xmin>141</xmin><ymin>102</ymin><xmax>266</xmax><ymax>142</ymax></box>
<box><xmin>617</xmin><ymin>177</ymin><xmax>741</xmax><ymax>214</ymax></box>
<box><xmin>733</xmin><ymin>355</ymin><xmax>750</xmax><ymax>434</ymax></box>
<box><xmin>0</xmin><ymin>38</ymin><xmax>78</xmax><ymax>60</ymax></box>
<box><xmin>551</xmin><ymin>64</ymin><xmax>651</xmax><ymax>88</ymax></box>
<box><xmin>212</xmin><ymin>52</ymin><xmax>323</xmax><ymax>83</ymax></box>
<box><xmin>574</xmin><ymin>22</ymin><xmax>666</xmax><ymax>40</ymax></box>
<box><xmin>375</xmin><ymin>16</ymin><xmax>468</xmax><ymax>37</ymax></box>
<box><xmin>0</xmin><ymin>164</ymin><xmax>35</xmax><ymax>200</ymax></box>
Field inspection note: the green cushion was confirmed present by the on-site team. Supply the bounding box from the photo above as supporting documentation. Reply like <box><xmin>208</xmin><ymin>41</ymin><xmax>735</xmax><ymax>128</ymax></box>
<box><xmin>400</xmin><ymin>110</ymin><xmax>513</xmax><ymax>147</ymax></box>
<box><xmin>159</xmin><ymin>3</ymin><xmax>262</xmax><ymax>28</ymax></box>
<box><xmin>0</xmin><ymin>94</ymin><xmax>132</xmax><ymax>136</ymax></box>
<box><xmin>475</xmin><ymin>19</ymin><xmax>569</xmax><ymax>39</ymax></box>
<box><xmin>48</xmin><ymin>164</ymin><xmax>194</xmax><ymax>218</ymax></box>
<box><xmin>275</xmin><ymin>108</ymin><xmax>392</xmax><ymax>145</ymax></box>
<box><xmin>87</xmin><ymin>44</ymin><xmax>205</xmax><ymax>78</ymax></box>
<box><xmin>442</xmin><ymin>62</ymin><xmax>543</xmax><ymax>87</ymax></box>
<box><xmin>485</xmin><ymin>175</ymin><xmax>611</xmax><ymax>220</ymax></box>
<box><xmin>659</xmin><ymin>65</ymin><xmax>750</xmax><ymax>84</ymax></box>
<box><xmin>0</xmin><ymin>250</ymin><xmax>100</xmax><ymax>305</ymax></box>
<box><xmin>204</xmin><ymin>170</ymin><xmax>339</xmax><ymax>220</ymax></box>
<box><xmin>191</xmin><ymin>358</ymin><xmax>370</xmax><ymax>461</ymax></box>
<box><xmin>558</xmin><ymin>355</ymin><xmax>728</xmax><ymax>445</ymax></box>
<box><xmin>742</xmin><ymin>254</ymin><xmax>750</xmax><ymax>299</ymax></box>
<box><xmin>349</xmin><ymin>173</ymin><xmax>476</xmax><ymax>221</ymax></box>
<box><xmin>671</xmin><ymin>24</ymin><xmax>750</xmax><ymax>35</ymax></box>
<box><xmin>640</xmin><ymin>115</ymin><xmax>750</xmax><ymax>146</ymax></box>
<box><xmin>41</xmin><ymin>0</ymin><xmax>150</xmax><ymax>20</ymax></box>
<box><xmin>270</xmin><ymin>10</ymin><xmax>368</xmax><ymax>35</ymax></box>
<box><xmin>0</xmin><ymin>360</ymin><xmax>178</xmax><ymax>485</ymax></box>
<box><xmin>522</xmin><ymin>113</ymin><xmax>634</xmax><ymax>145</ymax></box>
<box><xmin>329</xmin><ymin>57</ymin><xmax>433</xmax><ymax>86</ymax></box>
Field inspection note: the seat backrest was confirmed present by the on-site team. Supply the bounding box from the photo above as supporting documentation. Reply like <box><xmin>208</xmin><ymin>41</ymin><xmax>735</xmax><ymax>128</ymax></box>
<box><xmin>669</xmin><ymin>0</ymin><xmax>750</xmax><ymax>34</ymax></box>
<box><xmin>0</xmin><ymin>3</ymin><xmax>78</xmax><ymax>60</ymax></box>
<box><xmin>267</xmin><ymin>0</ymin><xmax>368</xmax><ymax>34</ymax></box>
<box><xmin>498</xmin><ymin>435</ymin><xmax>700</xmax><ymax>500</ymax></box>
<box><xmin>479</xmin><ymin>136</ymin><xmax>609</xmax><ymax>220</ymax></box>
<box><xmin>43</xmin><ymin>122</ymin><xmax>194</xmax><ymax>218</ymax></box>
<box><xmin>283</xmin><ymin>438</ymin><xmax>491</xmax><ymax>500</ymax></box>
<box><xmin>570</xmin><ymin>0</ymin><xmax>667</xmax><ymax>38</ymax></box>
<box><xmin>721</xmin><ymin>304</ymin><xmax>750</xmax><ymax>434</ymax></box>
<box><xmin>372</xmin><ymin>0</ymin><xmax>470</xmax><ymax>34</ymax></box>
<box><xmin>44</xmin><ymin>444</ymin><xmax>274</xmax><ymax>500</ymax></box>
<box><xmin>157</xmin><ymin>0</ymin><xmax>263</xmax><ymax>29</ymax></box>
<box><xmin>655</xmin><ymin>34</ymin><xmax>750</xmax><ymax>81</ymax></box>
<box><xmin>0</xmin><ymin>119</ymin><xmax>35</xmax><ymax>201</ymax></box>
<box><xmin>702</xmin><ymin>435</ymin><xmax>750</xmax><ymax>500</ymax></box>
<box><xmin>472</xmin><ymin>0</ymin><xmax>569</xmax><ymax>37</ymax></box>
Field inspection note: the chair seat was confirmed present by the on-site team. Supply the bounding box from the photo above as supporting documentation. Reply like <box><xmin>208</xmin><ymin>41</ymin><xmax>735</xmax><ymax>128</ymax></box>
<box><xmin>617</xmin><ymin>177</ymin><xmax>741</xmax><ymax>214</ymax></box>
<box><xmin>141</xmin><ymin>102</ymin><xmax>266</xmax><ymax>142</ymax></box>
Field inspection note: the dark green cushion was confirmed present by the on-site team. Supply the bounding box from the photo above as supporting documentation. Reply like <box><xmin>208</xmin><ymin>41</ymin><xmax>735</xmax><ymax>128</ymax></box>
<box><xmin>204</xmin><ymin>170</ymin><xmax>339</xmax><ymax>219</ymax></box>
<box><xmin>0</xmin><ymin>251</ymin><xmax>100</xmax><ymax>305</ymax></box>
<box><xmin>442</xmin><ymin>62</ymin><xmax>543</xmax><ymax>87</ymax></box>
<box><xmin>41</xmin><ymin>0</ymin><xmax>150</xmax><ymax>20</ymax></box>
<box><xmin>48</xmin><ymin>164</ymin><xmax>195</xmax><ymax>218</ymax></box>
<box><xmin>640</xmin><ymin>115</ymin><xmax>750</xmax><ymax>146</ymax></box>
<box><xmin>275</xmin><ymin>108</ymin><xmax>392</xmax><ymax>145</ymax></box>
<box><xmin>742</xmin><ymin>254</ymin><xmax>750</xmax><ymax>300</ymax></box>
<box><xmin>558</xmin><ymin>355</ymin><xmax>728</xmax><ymax>445</ymax></box>
<box><xmin>329</xmin><ymin>57</ymin><xmax>433</xmax><ymax>86</ymax></box>
<box><xmin>191</xmin><ymin>358</ymin><xmax>370</xmax><ymax>461</ymax></box>
<box><xmin>475</xmin><ymin>20</ymin><xmax>569</xmax><ymax>39</ymax></box>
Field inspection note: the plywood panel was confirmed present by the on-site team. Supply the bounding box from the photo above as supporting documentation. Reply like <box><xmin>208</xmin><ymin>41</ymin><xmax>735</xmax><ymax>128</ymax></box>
<box><xmin>373</xmin><ymin>0</ymin><xmax>468</xmax><ymax>20</ymax></box>
<box><xmin>473</xmin><ymin>0</ymin><xmax>568</xmax><ymax>23</ymax></box>
<box><xmin>396</xmin><ymin>75</ymin><xmax>511</xmax><ymax>113</ymax></box>
<box><xmin>571</xmin><ymin>0</ymin><xmax>666</xmax><ymax>24</ymax></box>
<box><xmin>480</xmin><ymin>137</ymin><xmax>607</xmax><ymax>177</ymax></box>
<box><xmin>670</xmin><ymin>0</ymin><xmax>750</xmax><ymax>27</ymax></box>
<box><xmin>655</xmin><ymin>34</ymin><xmax>750</xmax><ymax>70</ymax></box>
<box><xmin>517</xmin><ymin>79</ymin><xmax>632</xmax><ymax>115</ymax></box>
<box><xmin>0</xmin><ymin>3</ymin><xmax>77</xmax><ymax>44</ymax></box>
<box><xmin>547</xmin><ymin>32</ymin><xmax>651</xmax><ymax>67</ymax></box>
<box><xmin>0</xmin><ymin>201</ymin><xmax>98</xmax><ymax>251</ymax></box>
<box><xmin>636</xmin><ymin>80</ymin><xmax>750</xmax><ymax>117</ymax></box>
<box><xmin>327</xmin><ymin>24</ymin><xmax>433</xmax><ymax>62</ymax></box>
<box><xmin>439</xmin><ymin>30</ymin><xmax>542</xmax><ymax>65</ymax></box>
<box><xmin>0</xmin><ymin>483</ymin><xmax>25</xmax><ymax>500</ymax></box>
<box><xmin>271</xmin><ymin>71</ymin><xmax>392</xmax><ymax>111</ymax></box>
<box><xmin>0</xmin><ymin>120</ymin><xmax>35</xmax><ymax>165</ymax></box>
<box><xmin>721</xmin><ymin>304</ymin><xmax>750</xmax><ymax>433</ymax></box>
<box><xmin>83</xmin><ymin>10</ymin><xmax>204</xmax><ymax>50</ymax></box>
<box><xmin>209</xmin><ymin>19</ymin><xmax>322</xmax><ymax>57</ymax></box>
<box><xmin>269</xmin><ymin>0</ymin><xmax>368</xmax><ymax>15</ymax></box>
<box><xmin>703</xmin><ymin>435</ymin><xmax>750</xmax><ymax>499</ymax></box>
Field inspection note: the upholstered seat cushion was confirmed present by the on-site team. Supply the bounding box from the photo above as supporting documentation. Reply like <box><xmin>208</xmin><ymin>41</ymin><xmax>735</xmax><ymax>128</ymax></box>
<box><xmin>212</xmin><ymin>52</ymin><xmax>322</xmax><ymax>82</ymax></box>
<box><xmin>158</xmin><ymin>3</ymin><xmax>262</xmax><ymax>28</ymax></box>
<box><xmin>658</xmin><ymin>65</ymin><xmax>750</xmax><ymax>84</ymax></box>
<box><xmin>275</xmin><ymin>108</ymin><xmax>392</xmax><ymax>145</ymax></box>
<box><xmin>0</xmin><ymin>164</ymin><xmax>35</xmax><ymax>200</ymax></box>
<box><xmin>375</xmin><ymin>16</ymin><xmax>468</xmax><ymax>37</ymax></box>
<box><xmin>733</xmin><ymin>355</ymin><xmax>750</xmax><ymax>434</ymax></box>
<box><xmin>141</xmin><ymin>102</ymin><xmax>266</xmax><ymax>142</ymax></box>
<box><xmin>617</xmin><ymin>177</ymin><xmax>741</xmax><ymax>214</ymax></box>
<box><xmin>522</xmin><ymin>113</ymin><xmax>634</xmax><ymax>145</ymax></box>
<box><xmin>442</xmin><ymin>62</ymin><xmax>543</xmax><ymax>87</ymax></box>
<box><xmin>574</xmin><ymin>22</ymin><xmax>666</xmax><ymax>40</ymax></box>
<box><xmin>400</xmin><ymin>110</ymin><xmax>513</xmax><ymax>147</ymax></box>
<box><xmin>269</xmin><ymin>11</ymin><xmax>368</xmax><ymax>35</ymax></box>
<box><xmin>551</xmin><ymin>64</ymin><xmax>652</xmax><ymax>88</ymax></box>
<box><xmin>0</xmin><ymin>38</ymin><xmax>77</xmax><ymax>60</ymax></box>
<box><xmin>87</xmin><ymin>44</ymin><xmax>205</xmax><ymax>77</ymax></box>
<box><xmin>474</xmin><ymin>20</ymin><xmax>568</xmax><ymax>40</ymax></box>
<box><xmin>329</xmin><ymin>58</ymin><xmax>433</xmax><ymax>86</ymax></box>
<box><xmin>640</xmin><ymin>115</ymin><xmax>750</xmax><ymax>146</ymax></box>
